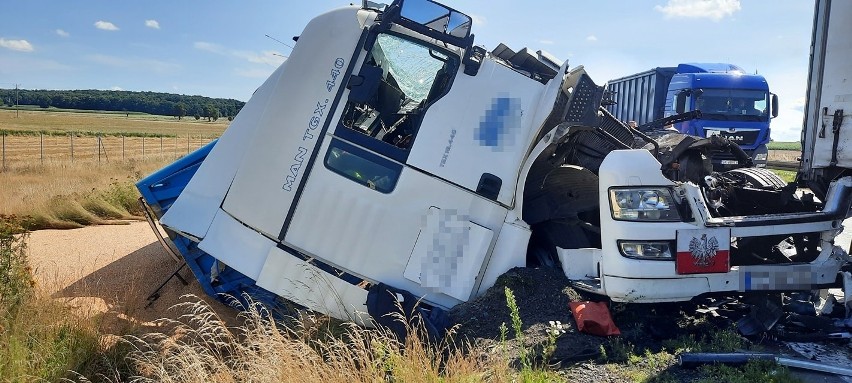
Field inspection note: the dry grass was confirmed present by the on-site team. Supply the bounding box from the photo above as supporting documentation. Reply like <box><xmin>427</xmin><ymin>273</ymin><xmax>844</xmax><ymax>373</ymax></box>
<box><xmin>0</xmin><ymin>109</ymin><xmax>227</xmax><ymax>136</ymax></box>
<box><xmin>0</xmin><ymin>158</ymin><xmax>172</xmax><ymax>229</ymax></box>
<box><xmin>768</xmin><ymin>149</ymin><xmax>799</xmax><ymax>163</ymax></box>
<box><xmin>121</xmin><ymin>296</ymin><xmax>517</xmax><ymax>383</ymax></box>
<box><xmin>0</xmin><ymin>108</ymin><xmax>222</xmax><ymax>229</ymax></box>
<box><xmin>0</xmin><ymin>134</ymin><xmax>215</xmax><ymax>168</ymax></box>
<box><xmin>0</xmin><ymin>225</ymin><xmax>104</xmax><ymax>382</ymax></box>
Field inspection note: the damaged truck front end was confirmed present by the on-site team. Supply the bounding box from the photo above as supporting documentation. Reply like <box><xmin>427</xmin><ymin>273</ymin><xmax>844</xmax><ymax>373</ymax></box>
<box><xmin>137</xmin><ymin>0</ymin><xmax>852</xmax><ymax>324</ymax></box>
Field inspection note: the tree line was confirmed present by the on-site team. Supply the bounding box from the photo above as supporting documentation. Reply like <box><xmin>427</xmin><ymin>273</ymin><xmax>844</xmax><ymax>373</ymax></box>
<box><xmin>0</xmin><ymin>89</ymin><xmax>245</xmax><ymax>121</ymax></box>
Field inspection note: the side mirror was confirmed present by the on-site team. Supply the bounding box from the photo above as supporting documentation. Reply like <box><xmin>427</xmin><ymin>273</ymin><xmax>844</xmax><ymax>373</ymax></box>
<box><xmin>771</xmin><ymin>93</ymin><xmax>779</xmax><ymax>118</ymax></box>
<box><xmin>675</xmin><ymin>92</ymin><xmax>688</xmax><ymax>114</ymax></box>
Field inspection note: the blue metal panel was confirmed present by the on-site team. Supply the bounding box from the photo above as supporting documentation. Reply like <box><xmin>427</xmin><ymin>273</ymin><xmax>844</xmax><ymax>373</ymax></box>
<box><xmin>136</xmin><ymin>140</ymin><xmax>217</xmax><ymax>218</ymax></box>
<box><xmin>606</xmin><ymin>67</ymin><xmax>676</xmax><ymax>125</ymax></box>
<box><xmin>136</xmin><ymin>139</ymin><xmax>285</xmax><ymax>312</ymax></box>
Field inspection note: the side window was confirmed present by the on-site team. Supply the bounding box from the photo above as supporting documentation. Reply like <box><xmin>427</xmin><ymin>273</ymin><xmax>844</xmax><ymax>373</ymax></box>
<box><xmin>340</xmin><ymin>33</ymin><xmax>455</xmax><ymax>157</ymax></box>
<box><xmin>324</xmin><ymin>139</ymin><xmax>402</xmax><ymax>193</ymax></box>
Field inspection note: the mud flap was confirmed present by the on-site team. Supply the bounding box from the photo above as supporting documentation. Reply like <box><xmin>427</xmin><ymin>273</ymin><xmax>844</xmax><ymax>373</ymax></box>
<box><xmin>366</xmin><ymin>283</ymin><xmax>449</xmax><ymax>342</ymax></box>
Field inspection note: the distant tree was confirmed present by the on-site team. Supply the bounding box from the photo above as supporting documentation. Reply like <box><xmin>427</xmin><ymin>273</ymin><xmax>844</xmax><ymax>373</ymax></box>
<box><xmin>227</xmin><ymin>116</ymin><xmax>233</xmax><ymax>121</ymax></box>
<box><xmin>211</xmin><ymin>107</ymin><xmax>220</xmax><ymax>122</ymax></box>
<box><xmin>194</xmin><ymin>114</ymin><xmax>200</xmax><ymax>121</ymax></box>
<box><xmin>175</xmin><ymin>103</ymin><xmax>187</xmax><ymax>120</ymax></box>
<box><xmin>204</xmin><ymin>104</ymin><xmax>217</xmax><ymax>122</ymax></box>
<box><xmin>51</xmin><ymin>94</ymin><xmax>66</xmax><ymax>108</ymax></box>
<box><xmin>37</xmin><ymin>95</ymin><xmax>51</xmax><ymax>109</ymax></box>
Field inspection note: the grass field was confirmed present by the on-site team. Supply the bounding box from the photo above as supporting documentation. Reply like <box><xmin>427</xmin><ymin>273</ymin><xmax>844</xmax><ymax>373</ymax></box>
<box><xmin>0</xmin><ymin>109</ymin><xmax>224</xmax><ymax>229</ymax></box>
<box><xmin>768</xmin><ymin>141</ymin><xmax>801</xmax><ymax>151</ymax></box>
<box><xmin>0</xmin><ymin>108</ymin><xmax>227</xmax><ymax>136</ymax></box>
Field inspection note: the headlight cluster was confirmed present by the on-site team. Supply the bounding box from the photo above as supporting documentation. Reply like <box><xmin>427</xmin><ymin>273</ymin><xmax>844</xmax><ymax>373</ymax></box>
<box><xmin>619</xmin><ymin>241</ymin><xmax>674</xmax><ymax>260</ymax></box>
<box><xmin>754</xmin><ymin>152</ymin><xmax>768</xmax><ymax>161</ymax></box>
<box><xmin>609</xmin><ymin>188</ymin><xmax>681</xmax><ymax>221</ymax></box>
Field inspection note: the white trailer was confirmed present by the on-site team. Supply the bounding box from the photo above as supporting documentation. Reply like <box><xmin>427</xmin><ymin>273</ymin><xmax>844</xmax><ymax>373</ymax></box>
<box><xmin>138</xmin><ymin>0</ymin><xmax>852</xmax><ymax>325</ymax></box>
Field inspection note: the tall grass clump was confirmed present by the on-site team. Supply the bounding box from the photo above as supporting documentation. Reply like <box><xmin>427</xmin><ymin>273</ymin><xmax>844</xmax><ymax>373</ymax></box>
<box><xmin>0</xmin><ymin>220</ymin><xmax>102</xmax><ymax>382</ymax></box>
<box><xmin>125</xmin><ymin>295</ymin><xmax>522</xmax><ymax>383</ymax></box>
<box><xmin>1</xmin><ymin>159</ymin><xmax>157</xmax><ymax>230</ymax></box>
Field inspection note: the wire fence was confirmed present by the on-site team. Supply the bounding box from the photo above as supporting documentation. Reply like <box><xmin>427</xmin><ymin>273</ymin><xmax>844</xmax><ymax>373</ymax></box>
<box><xmin>0</xmin><ymin>132</ymin><xmax>217</xmax><ymax>171</ymax></box>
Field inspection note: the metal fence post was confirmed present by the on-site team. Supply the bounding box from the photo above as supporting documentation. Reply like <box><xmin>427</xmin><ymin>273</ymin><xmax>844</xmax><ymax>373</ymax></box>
<box><xmin>70</xmin><ymin>133</ymin><xmax>74</xmax><ymax>163</ymax></box>
<box><xmin>40</xmin><ymin>132</ymin><xmax>43</xmax><ymax>165</ymax></box>
<box><xmin>97</xmin><ymin>136</ymin><xmax>101</xmax><ymax>163</ymax></box>
<box><xmin>186</xmin><ymin>134</ymin><xmax>190</xmax><ymax>154</ymax></box>
<box><xmin>142</xmin><ymin>135</ymin><xmax>146</xmax><ymax>159</ymax></box>
<box><xmin>2</xmin><ymin>131</ymin><xmax>5</xmax><ymax>171</ymax></box>
<box><xmin>160</xmin><ymin>136</ymin><xmax>163</xmax><ymax>156</ymax></box>
<box><xmin>122</xmin><ymin>135</ymin><xmax>125</xmax><ymax>160</ymax></box>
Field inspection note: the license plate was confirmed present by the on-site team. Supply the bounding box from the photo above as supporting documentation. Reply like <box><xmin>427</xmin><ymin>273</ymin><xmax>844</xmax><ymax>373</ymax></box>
<box><xmin>720</xmin><ymin>160</ymin><xmax>739</xmax><ymax>165</ymax></box>
<box><xmin>676</xmin><ymin>228</ymin><xmax>731</xmax><ymax>274</ymax></box>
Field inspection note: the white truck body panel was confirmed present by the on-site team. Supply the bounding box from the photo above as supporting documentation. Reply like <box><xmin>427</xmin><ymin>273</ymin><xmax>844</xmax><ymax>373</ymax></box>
<box><xmin>407</xmin><ymin>58</ymin><xmax>546</xmax><ymax>206</ymax></box>
<box><xmin>256</xmin><ymin>245</ymin><xmax>371</xmax><ymax>325</ymax></box>
<box><xmin>159</xmin><ymin>63</ymin><xmax>287</xmax><ymax>240</ymax></box>
<box><xmin>222</xmin><ymin>7</ymin><xmax>363</xmax><ymax>240</ymax></box>
<box><xmin>285</xmin><ymin>136</ymin><xmax>509</xmax><ymax>308</ymax></box>
<box><xmin>803</xmin><ymin>0</ymin><xmax>852</xmax><ymax>170</ymax></box>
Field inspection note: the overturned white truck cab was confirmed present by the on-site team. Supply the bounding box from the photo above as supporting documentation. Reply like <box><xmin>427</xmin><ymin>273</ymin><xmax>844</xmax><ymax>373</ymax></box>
<box><xmin>138</xmin><ymin>0</ymin><xmax>852</xmax><ymax>324</ymax></box>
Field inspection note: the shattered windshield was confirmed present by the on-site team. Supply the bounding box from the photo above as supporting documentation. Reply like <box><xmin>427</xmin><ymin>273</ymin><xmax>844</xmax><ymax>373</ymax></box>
<box><xmin>374</xmin><ymin>34</ymin><xmax>446</xmax><ymax>103</ymax></box>
<box><xmin>695</xmin><ymin>89</ymin><xmax>769</xmax><ymax>122</ymax></box>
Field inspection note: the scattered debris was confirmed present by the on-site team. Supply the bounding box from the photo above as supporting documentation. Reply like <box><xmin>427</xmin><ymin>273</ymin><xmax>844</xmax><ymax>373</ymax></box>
<box><xmin>680</xmin><ymin>352</ymin><xmax>852</xmax><ymax>377</ymax></box>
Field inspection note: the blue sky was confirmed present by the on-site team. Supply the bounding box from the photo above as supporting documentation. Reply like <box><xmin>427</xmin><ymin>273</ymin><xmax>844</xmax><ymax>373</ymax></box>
<box><xmin>0</xmin><ymin>0</ymin><xmax>814</xmax><ymax>141</ymax></box>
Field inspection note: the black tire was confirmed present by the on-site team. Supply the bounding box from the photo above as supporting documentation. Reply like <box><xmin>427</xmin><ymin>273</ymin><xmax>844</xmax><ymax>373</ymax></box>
<box><xmin>523</xmin><ymin>165</ymin><xmax>599</xmax><ymax>225</ymax></box>
<box><xmin>724</xmin><ymin>167</ymin><xmax>787</xmax><ymax>190</ymax></box>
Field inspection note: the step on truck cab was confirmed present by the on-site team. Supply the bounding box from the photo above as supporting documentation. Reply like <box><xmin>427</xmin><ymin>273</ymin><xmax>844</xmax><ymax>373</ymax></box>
<box><xmin>138</xmin><ymin>0</ymin><xmax>852</xmax><ymax>324</ymax></box>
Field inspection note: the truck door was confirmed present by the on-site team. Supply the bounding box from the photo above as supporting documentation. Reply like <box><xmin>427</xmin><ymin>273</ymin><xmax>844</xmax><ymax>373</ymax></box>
<box><xmin>278</xmin><ymin>31</ymin><xmax>508</xmax><ymax>307</ymax></box>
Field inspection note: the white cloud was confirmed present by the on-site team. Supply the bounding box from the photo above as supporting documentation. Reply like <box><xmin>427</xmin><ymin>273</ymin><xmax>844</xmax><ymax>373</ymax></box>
<box><xmin>110</xmin><ymin>86</ymin><xmax>123</xmax><ymax>91</ymax></box>
<box><xmin>234</xmin><ymin>67</ymin><xmax>275</xmax><ymax>78</ymax></box>
<box><xmin>56</xmin><ymin>29</ymin><xmax>70</xmax><ymax>38</ymax></box>
<box><xmin>655</xmin><ymin>0</ymin><xmax>741</xmax><ymax>21</ymax></box>
<box><xmin>470</xmin><ymin>14</ymin><xmax>486</xmax><ymax>27</ymax></box>
<box><xmin>792</xmin><ymin>96</ymin><xmax>807</xmax><ymax>111</ymax></box>
<box><xmin>145</xmin><ymin>20</ymin><xmax>160</xmax><ymax>29</ymax></box>
<box><xmin>94</xmin><ymin>21</ymin><xmax>119</xmax><ymax>31</ymax></box>
<box><xmin>0</xmin><ymin>38</ymin><xmax>34</xmax><ymax>52</ymax></box>
<box><xmin>86</xmin><ymin>54</ymin><xmax>180</xmax><ymax>74</ymax></box>
<box><xmin>194</xmin><ymin>41</ymin><xmax>226</xmax><ymax>54</ymax></box>
<box><xmin>233</xmin><ymin>50</ymin><xmax>286</xmax><ymax>66</ymax></box>
<box><xmin>586</xmin><ymin>35</ymin><xmax>598</xmax><ymax>42</ymax></box>
<box><xmin>539</xmin><ymin>39</ymin><xmax>554</xmax><ymax>45</ymax></box>
<box><xmin>196</xmin><ymin>41</ymin><xmax>285</xmax><ymax>67</ymax></box>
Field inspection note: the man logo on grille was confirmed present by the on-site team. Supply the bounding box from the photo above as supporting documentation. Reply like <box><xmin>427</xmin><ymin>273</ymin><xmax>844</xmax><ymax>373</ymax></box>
<box><xmin>689</xmin><ymin>234</ymin><xmax>719</xmax><ymax>267</ymax></box>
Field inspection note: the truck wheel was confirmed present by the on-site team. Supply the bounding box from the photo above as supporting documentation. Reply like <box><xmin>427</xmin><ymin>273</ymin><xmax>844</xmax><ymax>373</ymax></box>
<box><xmin>523</xmin><ymin>165</ymin><xmax>599</xmax><ymax>224</ymax></box>
<box><xmin>724</xmin><ymin>167</ymin><xmax>787</xmax><ymax>190</ymax></box>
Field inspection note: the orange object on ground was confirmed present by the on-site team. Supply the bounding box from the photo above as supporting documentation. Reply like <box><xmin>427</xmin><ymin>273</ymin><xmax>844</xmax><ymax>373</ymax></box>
<box><xmin>569</xmin><ymin>301</ymin><xmax>621</xmax><ymax>336</ymax></box>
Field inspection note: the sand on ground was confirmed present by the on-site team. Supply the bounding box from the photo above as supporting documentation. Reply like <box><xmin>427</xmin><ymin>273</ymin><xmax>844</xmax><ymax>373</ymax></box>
<box><xmin>25</xmin><ymin>221</ymin><xmax>239</xmax><ymax>334</ymax></box>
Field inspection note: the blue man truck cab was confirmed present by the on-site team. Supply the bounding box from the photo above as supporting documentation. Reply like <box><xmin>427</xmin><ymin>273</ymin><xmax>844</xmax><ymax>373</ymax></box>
<box><xmin>607</xmin><ymin>63</ymin><xmax>778</xmax><ymax>169</ymax></box>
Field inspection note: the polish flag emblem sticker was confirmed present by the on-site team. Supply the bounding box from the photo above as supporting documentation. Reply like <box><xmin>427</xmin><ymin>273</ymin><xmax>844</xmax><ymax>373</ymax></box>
<box><xmin>676</xmin><ymin>228</ymin><xmax>731</xmax><ymax>274</ymax></box>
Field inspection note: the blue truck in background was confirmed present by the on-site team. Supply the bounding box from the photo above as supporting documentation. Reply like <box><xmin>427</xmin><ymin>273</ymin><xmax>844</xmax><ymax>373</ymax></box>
<box><xmin>605</xmin><ymin>63</ymin><xmax>778</xmax><ymax>168</ymax></box>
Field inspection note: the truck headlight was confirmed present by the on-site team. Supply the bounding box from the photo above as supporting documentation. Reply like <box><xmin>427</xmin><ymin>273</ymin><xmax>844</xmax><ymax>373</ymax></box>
<box><xmin>619</xmin><ymin>241</ymin><xmax>674</xmax><ymax>260</ymax></box>
<box><xmin>754</xmin><ymin>152</ymin><xmax>768</xmax><ymax>161</ymax></box>
<box><xmin>609</xmin><ymin>187</ymin><xmax>682</xmax><ymax>221</ymax></box>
